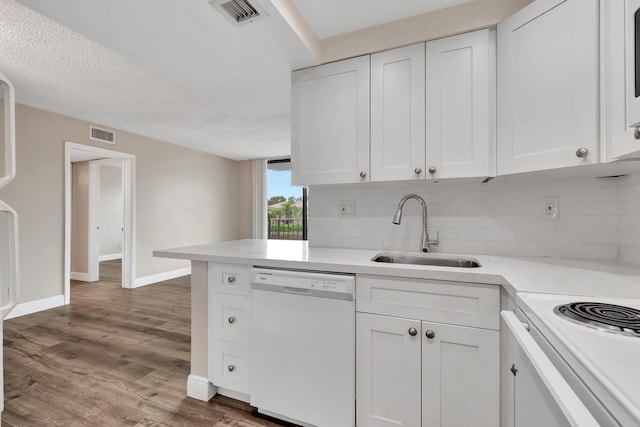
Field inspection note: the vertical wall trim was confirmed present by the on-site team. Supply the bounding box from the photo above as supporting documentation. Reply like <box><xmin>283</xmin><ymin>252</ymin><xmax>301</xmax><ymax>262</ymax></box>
<box><xmin>252</xmin><ymin>159</ymin><xmax>267</xmax><ymax>239</ymax></box>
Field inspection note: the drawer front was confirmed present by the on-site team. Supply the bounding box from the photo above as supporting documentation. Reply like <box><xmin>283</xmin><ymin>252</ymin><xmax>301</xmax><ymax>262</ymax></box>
<box><xmin>209</xmin><ymin>340</ymin><xmax>249</xmax><ymax>394</ymax></box>
<box><xmin>209</xmin><ymin>263</ymin><xmax>251</xmax><ymax>296</ymax></box>
<box><xmin>211</xmin><ymin>294</ymin><xmax>250</xmax><ymax>344</ymax></box>
<box><xmin>356</xmin><ymin>275</ymin><xmax>500</xmax><ymax>330</ymax></box>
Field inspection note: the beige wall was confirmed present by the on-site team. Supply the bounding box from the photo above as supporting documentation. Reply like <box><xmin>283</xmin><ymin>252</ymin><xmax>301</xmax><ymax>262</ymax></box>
<box><xmin>0</xmin><ymin>104</ymin><xmax>252</xmax><ymax>304</ymax></box>
<box><xmin>71</xmin><ymin>162</ymin><xmax>89</xmax><ymax>274</ymax></box>
<box><xmin>99</xmin><ymin>163</ymin><xmax>123</xmax><ymax>257</ymax></box>
<box><xmin>235</xmin><ymin>160</ymin><xmax>253</xmax><ymax>239</ymax></box>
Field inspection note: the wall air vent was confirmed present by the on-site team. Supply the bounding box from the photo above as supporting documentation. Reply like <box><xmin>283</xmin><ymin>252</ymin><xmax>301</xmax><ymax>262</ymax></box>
<box><xmin>209</xmin><ymin>0</ymin><xmax>268</xmax><ymax>26</ymax></box>
<box><xmin>89</xmin><ymin>126</ymin><xmax>116</xmax><ymax>144</ymax></box>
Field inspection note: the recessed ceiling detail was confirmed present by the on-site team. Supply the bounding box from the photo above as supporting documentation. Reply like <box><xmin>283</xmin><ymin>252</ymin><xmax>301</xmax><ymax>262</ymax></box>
<box><xmin>291</xmin><ymin>0</ymin><xmax>474</xmax><ymax>39</ymax></box>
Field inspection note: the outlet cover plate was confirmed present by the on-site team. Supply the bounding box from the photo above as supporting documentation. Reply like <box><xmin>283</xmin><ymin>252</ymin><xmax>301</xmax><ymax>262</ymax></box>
<box><xmin>541</xmin><ymin>197</ymin><xmax>559</xmax><ymax>220</ymax></box>
<box><xmin>338</xmin><ymin>200</ymin><xmax>355</xmax><ymax>218</ymax></box>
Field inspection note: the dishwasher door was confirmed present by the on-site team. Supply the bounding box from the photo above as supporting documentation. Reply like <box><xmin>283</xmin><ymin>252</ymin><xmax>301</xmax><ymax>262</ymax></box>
<box><xmin>250</xmin><ymin>268</ymin><xmax>355</xmax><ymax>427</ymax></box>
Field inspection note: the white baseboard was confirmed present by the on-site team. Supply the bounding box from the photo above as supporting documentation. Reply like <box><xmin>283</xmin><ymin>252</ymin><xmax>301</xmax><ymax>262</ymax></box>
<box><xmin>99</xmin><ymin>253</ymin><xmax>122</xmax><ymax>261</ymax></box>
<box><xmin>187</xmin><ymin>375</ymin><xmax>215</xmax><ymax>401</ymax></box>
<box><xmin>6</xmin><ymin>294</ymin><xmax>65</xmax><ymax>320</ymax></box>
<box><xmin>133</xmin><ymin>267</ymin><xmax>191</xmax><ymax>288</ymax></box>
<box><xmin>70</xmin><ymin>271</ymin><xmax>93</xmax><ymax>281</ymax></box>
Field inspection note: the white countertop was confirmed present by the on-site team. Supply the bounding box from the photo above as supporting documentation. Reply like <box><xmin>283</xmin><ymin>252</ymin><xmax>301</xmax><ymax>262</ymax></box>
<box><xmin>154</xmin><ymin>239</ymin><xmax>640</xmax><ymax>299</ymax></box>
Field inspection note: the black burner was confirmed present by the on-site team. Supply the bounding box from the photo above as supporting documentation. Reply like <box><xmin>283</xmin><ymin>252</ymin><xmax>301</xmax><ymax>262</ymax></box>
<box><xmin>554</xmin><ymin>302</ymin><xmax>640</xmax><ymax>337</ymax></box>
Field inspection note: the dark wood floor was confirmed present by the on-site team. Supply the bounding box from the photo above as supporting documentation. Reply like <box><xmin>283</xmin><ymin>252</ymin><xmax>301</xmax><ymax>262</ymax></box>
<box><xmin>2</xmin><ymin>260</ymin><xmax>290</xmax><ymax>426</ymax></box>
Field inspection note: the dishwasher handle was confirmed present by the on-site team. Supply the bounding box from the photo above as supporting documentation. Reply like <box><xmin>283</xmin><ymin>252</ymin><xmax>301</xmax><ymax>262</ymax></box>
<box><xmin>252</xmin><ymin>281</ymin><xmax>353</xmax><ymax>301</ymax></box>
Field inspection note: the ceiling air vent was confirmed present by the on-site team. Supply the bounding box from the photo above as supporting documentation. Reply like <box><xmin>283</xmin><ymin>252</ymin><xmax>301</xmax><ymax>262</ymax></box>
<box><xmin>89</xmin><ymin>126</ymin><xmax>116</xmax><ymax>144</ymax></box>
<box><xmin>209</xmin><ymin>0</ymin><xmax>268</xmax><ymax>26</ymax></box>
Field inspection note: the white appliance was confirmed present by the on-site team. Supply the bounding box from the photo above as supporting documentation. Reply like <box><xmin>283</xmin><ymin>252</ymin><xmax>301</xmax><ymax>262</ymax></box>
<box><xmin>506</xmin><ymin>293</ymin><xmax>640</xmax><ymax>426</ymax></box>
<box><xmin>250</xmin><ymin>268</ymin><xmax>355</xmax><ymax>427</ymax></box>
<box><xmin>0</xmin><ymin>70</ymin><xmax>19</xmax><ymax>422</ymax></box>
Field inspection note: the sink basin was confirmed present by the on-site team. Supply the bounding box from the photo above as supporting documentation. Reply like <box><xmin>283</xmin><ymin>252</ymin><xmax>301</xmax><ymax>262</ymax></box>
<box><xmin>371</xmin><ymin>253</ymin><xmax>481</xmax><ymax>268</ymax></box>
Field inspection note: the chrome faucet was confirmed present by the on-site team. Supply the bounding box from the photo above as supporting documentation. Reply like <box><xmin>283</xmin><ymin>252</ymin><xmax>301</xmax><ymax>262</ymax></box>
<box><xmin>392</xmin><ymin>194</ymin><xmax>439</xmax><ymax>253</ymax></box>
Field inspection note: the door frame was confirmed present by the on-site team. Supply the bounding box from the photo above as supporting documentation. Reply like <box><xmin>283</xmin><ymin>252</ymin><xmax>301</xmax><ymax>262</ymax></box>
<box><xmin>64</xmin><ymin>141</ymin><xmax>136</xmax><ymax>304</ymax></box>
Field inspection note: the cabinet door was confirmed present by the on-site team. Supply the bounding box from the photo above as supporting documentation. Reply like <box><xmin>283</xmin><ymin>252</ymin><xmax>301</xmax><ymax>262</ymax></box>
<box><xmin>356</xmin><ymin>313</ymin><xmax>421</xmax><ymax>427</ymax></box>
<box><xmin>501</xmin><ymin>311</ymin><xmax>599</xmax><ymax>427</ymax></box>
<box><xmin>371</xmin><ymin>43</ymin><xmax>426</xmax><ymax>182</ymax></box>
<box><xmin>497</xmin><ymin>0</ymin><xmax>599</xmax><ymax>175</ymax></box>
<box><xmin>291</xmin><ymin>56</ymin><xmax>370</xmax><ymax>185</ymax></box>
<box><xmin>603</xmin><ymin>0</ymin><xmax>640</xmax><ymax>160</ymax></box>
<box><xmin>426</xmin><ymin>29</ymin><xmax>492</xmax><ymax>179</ymax></box>
<box><xmin>422</xmin><ymin>321</ymin><xmax>499</xmax><ymax>427</ymax></box>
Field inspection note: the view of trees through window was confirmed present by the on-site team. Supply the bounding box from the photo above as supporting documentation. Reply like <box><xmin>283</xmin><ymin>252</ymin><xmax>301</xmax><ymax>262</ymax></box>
<box><xmin>267</xmin><ymin>166</ymin><xmax>305</xmax><ymax>240</ymax></box>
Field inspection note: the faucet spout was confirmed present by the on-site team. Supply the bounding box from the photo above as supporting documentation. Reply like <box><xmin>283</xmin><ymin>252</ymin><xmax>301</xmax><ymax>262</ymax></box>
<box><xmin>392</xmin><ymin>194</ymin><xmax>438</xmax><ymax>253</ymax></box>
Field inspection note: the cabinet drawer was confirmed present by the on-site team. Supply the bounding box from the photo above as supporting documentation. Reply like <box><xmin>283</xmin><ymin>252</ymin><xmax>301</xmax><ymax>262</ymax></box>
<box><xmin>210</xmin><ymin>293</ymin><xmax>250</xmax><ymax>344</ymax></box>
<box><xmin>356</xmin><ymin>275</ymin><xmax>500</xmax><ymax>330</ymax></box>
<box><xmin>209</xmin><ymin>263</ymin><xmax>251</xmax><ymax>296</ymax></box>
<box><xmin>209</xmin><ymin>340</ymin><xmax>249</xmax><ymax>394</ymax></box>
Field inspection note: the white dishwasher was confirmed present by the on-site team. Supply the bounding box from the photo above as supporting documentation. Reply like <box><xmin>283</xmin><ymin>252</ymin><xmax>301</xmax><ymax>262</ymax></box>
<box><xmin>250</xmin><ymin>268</ymin><xmax>355</xmax><ymax>427</ymax></box>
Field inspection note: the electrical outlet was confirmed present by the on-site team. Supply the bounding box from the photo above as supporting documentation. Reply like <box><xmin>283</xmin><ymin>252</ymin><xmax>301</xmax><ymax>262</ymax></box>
<box><xmin>541</xmin><ymin>197</ymin><xmax>559</xmax><ymax>220</ymax></box>
<box><xmin>338</xmin><ymin>200</ymin><xmax>355</xmax><ymax>218</ymax></box>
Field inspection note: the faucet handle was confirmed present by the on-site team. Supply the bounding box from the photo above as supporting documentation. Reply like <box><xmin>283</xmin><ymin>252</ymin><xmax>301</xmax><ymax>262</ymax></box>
<box><xmin>429</xmin><ymin>230</ymin><xmax>440</xmax><ymax>248</ymax></box>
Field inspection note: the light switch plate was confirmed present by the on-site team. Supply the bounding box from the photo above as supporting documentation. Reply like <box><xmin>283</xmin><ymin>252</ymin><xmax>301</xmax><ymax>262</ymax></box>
<box><xmin>541</xmin><ymin>197</ymin><xmax>559</xmax><ymax>220</ymax></box>
<box><xmin>338</xmin><ymin>200</ymin><xmax>355</xmax><ymax>218</ymax></box>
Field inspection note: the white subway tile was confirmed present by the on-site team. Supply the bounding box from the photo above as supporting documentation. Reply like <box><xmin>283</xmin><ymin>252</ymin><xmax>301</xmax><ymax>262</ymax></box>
<box><xmin>583</xmin><ymin>229</ymin><xmax>618</xmax><ymax>245</ymax></box>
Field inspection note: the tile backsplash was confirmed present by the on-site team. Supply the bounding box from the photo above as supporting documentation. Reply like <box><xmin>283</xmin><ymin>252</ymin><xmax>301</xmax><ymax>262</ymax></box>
<box><xmin>618</xmin><ymin>173</ymin><xmax>640</xmax><ymax>264</ymax></box>
<box><xmin>307</xmin><ymin>174</ymin><xmax>640</xmax><ymax>262</ymax></box>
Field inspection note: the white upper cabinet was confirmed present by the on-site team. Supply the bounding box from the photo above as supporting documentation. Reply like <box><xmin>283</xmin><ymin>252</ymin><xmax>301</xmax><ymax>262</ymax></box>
<box><xmin>603</xmin><ymin>0</ymin><xmax>640</xmax><ymax>161</ymax></box>
<box><xmin>426</xmin><ymin>29</ymin><xmax>494</xmax><ymax>180</ymax></box>
<box><xmin>291</xmin><ymin>56</ymin><xmax>370</xmax><ymax>186</ymax></box>
<box><xmin>497</xmin><ymin>0</ymin><xmax>599</xmax><ymax>175</ymax></box>
<box><xmin>370</xmin><ymin>44</ymin><xmax>426</xmax><ymax>182</ymax></box>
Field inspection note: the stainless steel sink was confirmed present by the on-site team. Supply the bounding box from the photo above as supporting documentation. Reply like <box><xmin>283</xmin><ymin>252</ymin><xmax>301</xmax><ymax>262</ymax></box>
<box><xmin>371</xmin><ymin>253</ymin><xmax>481</xmax><ymax>268</ymax></box>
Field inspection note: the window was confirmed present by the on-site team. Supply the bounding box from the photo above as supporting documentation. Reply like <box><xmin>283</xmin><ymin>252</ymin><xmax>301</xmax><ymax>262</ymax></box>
<box><xmin>267</xmin><ymin>159</ymin><xmax>307</xmax><ymax>240</ymax></box>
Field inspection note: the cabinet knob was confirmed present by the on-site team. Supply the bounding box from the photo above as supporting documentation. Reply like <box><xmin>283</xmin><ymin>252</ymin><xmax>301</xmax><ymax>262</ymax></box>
<box><xmin>227</xmin><ymin>364</ymin><xmax>235</xmax><ymax>372</ymax></box>
<box><xmin>228</xmin><ymin>316</ymin><xmax>236</xmax><ymax>324</ymax></box>
<box><xmin>428</xmin><ymin>167</ymin><xmax>437</xmax><ymax>174</ymax></box>
<box><xmin>227</xmin><ymin>276</ymin><xmax>236</xmax><ymax>284</ymax></box>
<box><xmin>425</xmin><ymin>330</ymin><xmax>435</xmax><ymax>339</ymax></box>
<box><xmin>408</xmin><ymin>327</ymin><xmax>418</xmax><ymax>336</ymax></box>
<box><xmin>359</xmin><ymin>171</ymin><xmax>367</xmax><ymax>178</ymax></box>
<box><xmin>414</xmin><ymin>167</ymin><xmax>422</xmax><ymax>175</ymax></box>
<box><xmin>634</xmin><ymin>127</ymin><xmax>640</xmax><ymax>140</ymax></box>
<box><xmin>575</xmin><ymin>147</ymin><xmax>589</xmax><ymax>158</ymax></box>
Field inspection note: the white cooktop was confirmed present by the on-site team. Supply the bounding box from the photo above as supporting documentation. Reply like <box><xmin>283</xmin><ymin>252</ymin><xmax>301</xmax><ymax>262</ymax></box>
<box><xmin>518</xmin><ymin>293</ymin><xmax>640</xmax><ymax>427</ymax></box>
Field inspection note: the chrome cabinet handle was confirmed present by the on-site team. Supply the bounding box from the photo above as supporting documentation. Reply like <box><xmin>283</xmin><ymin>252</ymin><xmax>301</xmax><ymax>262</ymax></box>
<box><xmin>425</xmin><ymin>330</ymin><xmax>435</xmax><ymax>339</ymax></box>
<box><xmin>227</xmin><ymin>365</ymin><xmax>235</xmax><ymax>372</ymax></box>
<box><xmin>227</xmin><ymin>276</ymin><xmax>236</xmax><ymax>284</ymax></box>
<box><xmin>228</xmin><ymin>316</ymin><xmax>236</xmax><ymax>324</ymax></box>
<box><xmin>576</xmin><ymin>147</ymin><xmax>589</xmax><ymax>158</ymax></box>
<box><xmin>360</xmin><ymin>171</ymin><xmax>367</xmax><ymax>178</ymax></box>
<box><xmin>428</xmin><ymin>167</ymin><xmax>437</xmax><ymax>174</ymax></box>
<box><xmin>408</xmin><ymin>327</ymin><xmax>418</xmax><ymax>336</ymax></box>
<box><xmin>414</xmin><ymin>167</ymin><xmax>422</xmax><ymax>175</ymax></box>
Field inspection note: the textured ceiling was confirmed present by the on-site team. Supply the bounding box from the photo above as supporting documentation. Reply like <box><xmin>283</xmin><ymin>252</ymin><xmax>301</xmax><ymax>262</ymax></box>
<box><xmin>3</xmin><ymin>0</ymin><xmax>509</xmax><ymax>161</ymax></box>
<box><xmin>3</xmin><ymin>0</ymin><xmax>316</xmax><ymax>160</ymax></box>
<box><xmin>291</xmin><ymin>0</ymin><xmax>474</xmax><ymax>39</ymax></box>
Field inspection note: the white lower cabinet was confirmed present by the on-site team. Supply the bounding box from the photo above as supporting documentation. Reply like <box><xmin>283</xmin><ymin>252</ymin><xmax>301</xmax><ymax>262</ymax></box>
<box><xmin>421</xmin><ymin>321</ymin><xmax>499</xmax><ymax>427</ymax></box>
<box><xmin>356</xmin><ymin>313</ymin><xmax>422</xmax><ymax>427</ymax></box>
<box><xmin>208</xmin><ymin>263</ymin><xmax>252</xmax><ymax>397</ymax></box>
<box><xmin>356</xmin><ymin>276</ymin><xmax>500</xmax><ymax>427</ymax></box>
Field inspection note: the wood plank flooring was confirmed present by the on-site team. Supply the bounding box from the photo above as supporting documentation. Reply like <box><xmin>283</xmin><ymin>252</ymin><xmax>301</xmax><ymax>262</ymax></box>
<box><xmin>2</xmin><ymin>260</ymin><xmax>292</xmax><ymax>426</ymax></box>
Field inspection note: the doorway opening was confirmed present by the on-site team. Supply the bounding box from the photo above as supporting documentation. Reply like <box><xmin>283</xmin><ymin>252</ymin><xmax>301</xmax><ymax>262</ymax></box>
<box><xmin>64</xmin><ymin>141</ymin><xmax>136</xmax><ymax>305</ymax></box>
